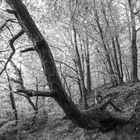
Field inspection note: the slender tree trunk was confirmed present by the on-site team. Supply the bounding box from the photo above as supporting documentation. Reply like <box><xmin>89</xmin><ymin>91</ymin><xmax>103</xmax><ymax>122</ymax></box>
<box><xmin>94</xmin><ymin>8</ymin><xmax>117</xmax><ymax>86</ymax></box>
<box><xmin>35</xmin><ymin>77</ymin><xmax>39</xmax><ymax>115</ymax></box>
<box><xmin>125</xmin><ymin>5</ymin><xmax>132</xmax><ymax>43</ymax></box>
<box><xmin>128</xmin><ymin>0</ymin><xmax>138</xmax><ymax>82</ymax></box>
<box><xmin>112</xmin><ymin>37</ymin><xmax>123</xmax><ymax>84</ymax></box>
<box><xmin>80</xmin><ymin>41</ymin><xmax>85</xmax><ymax>84</ymax></box>
<box><xmin>78</xmin><ymin>80</ymin><xmax>82</xmax><ymax>103</ymax></box>
<box><xmin>85</xmin><ymin>33</ymin><xmax>92</xmax><ymax>94</ymax></box>
<box><xmin>115</xmin><ymin>36</ymin><xmax>123</xmax><ymax>83</ymax></box>
<box><xmin>6</xmin><ymin>72</ymin><xmax>18</xmax><ymax>122</ymax></box>
<box><xmin>106</xmin><ymin>1</ymin><xmax>124</xmax><ymax>84</ymax></box>
<box><xmin>73</xmin><ymin>26</ymin><xmax>88</xmax><ymax>109</ymax></box>
<box><xmin>101</xmin><ymin>2</ymin><xmax>124</xmax><ymax>85</ymax></box>
<box><xmin>125</xmin><ymin>65</ymin><xmax>131</xmax><ymax>82</ymax></box>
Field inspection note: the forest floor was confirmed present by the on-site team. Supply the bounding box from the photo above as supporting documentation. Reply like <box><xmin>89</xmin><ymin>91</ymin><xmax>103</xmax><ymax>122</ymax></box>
<box><xmin>1</xmin><ymin>82</ymin><xmax>140</xmax><ymax>140</ymax></box>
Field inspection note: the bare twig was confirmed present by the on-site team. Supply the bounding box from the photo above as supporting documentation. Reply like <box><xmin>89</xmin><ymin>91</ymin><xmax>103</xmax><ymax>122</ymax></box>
<box><xmin>1</xmin><ymin>85</ymin><xmax>28</xmax><ymax>98</ymax></box>
<box><xmin>0</xmin><ymin>29</ymin><xmax>24</xmax><ymax>75</ymax></box>
<box><xmin>136</xmin><ymin>27</ymin><xmax>140</xmax><ymax>32</ymax></box>
<box><xmin>135</xmin><ymin>9</ymin><xmax>140</xmax><ymax>15</ymax></box>
<box><xmin>6</xmin><ymin>25</ymin><xmax>14</xmax><ymax>36</ymax></box>
<box><xmin>55</xmin><ymin>59</ymin><xmax>77</xmax><ymax>73</ymax></box>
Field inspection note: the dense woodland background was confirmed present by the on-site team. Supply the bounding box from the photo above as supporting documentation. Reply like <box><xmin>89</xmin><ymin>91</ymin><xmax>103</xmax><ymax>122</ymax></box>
<box><xmin>0</xmin><ymin>0</ymin><xmax>140</xmax><ymax>139</ymax></box>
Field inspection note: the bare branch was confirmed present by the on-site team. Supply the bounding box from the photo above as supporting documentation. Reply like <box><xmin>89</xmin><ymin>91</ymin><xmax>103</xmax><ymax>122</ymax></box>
<box><xmin>0</xmin><ymin>8</ymin><xmax>16</xmax><ymax>15</ymax></box>
<box><xmin>0</xmin><ymin>22</ymin><xmax>7</xmax><ymax>31</ymax></box>
<box><xmin>0</xmin><ymin>19</ymin><xmax>17</xmax><ymax>32</ymax></box>
<box><xmin>1</xmin><ymin>86</ymin><xmax>28</xmax><ymax>98</ymax></box>
<box><xmin>0</xmin><ymin>29</ymin><xmax>24</xmax><ymax>75</ymax></box>
<box><xmin>135</xmin><ymin>9</ymin><xmax>140</xmax><ymax>15</ymax></box>
<box><xmin>17</xmin><ymin>89</ymin><xmax>55</xmax><ymax>97</ymax></box>
<box><xmin>55</xmin><ymin>59</ymin><xmax>77</xmax><ymax>73</ymax></box>
<box><xmin>136</xmin><ymin>27</ymin><xmax>140</xmax><ymax>32</ymax></box>
<box><xmin>6</xmin><ymin>9</ymin><xmax>16</xmax><ymax>15</ymax></box>
<box><xmin>0</xmin><ymin>19</ymin><xmax>10</xmax><ymax>31</ymax></box>
<box><xmin>6</xmin><ymin>26</ymin><xmax>14</xmax><ymax>36</ymax></box>
<box><xmin>13</xmin><ymin>91</ymin><xmax>28</xmax><ymax>98</ymax></box>
<box><xmin>20</xmin><ymin>47</ymin><xmax>34</xmax><ymax>53</ymax></box>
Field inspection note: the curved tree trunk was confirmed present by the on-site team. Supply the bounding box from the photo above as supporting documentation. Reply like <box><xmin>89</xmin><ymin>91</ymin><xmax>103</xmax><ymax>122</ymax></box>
<box><xmin>6</xmin><ymin>0</ymin><xmax>131</xmax><ymax>132</ymax></box>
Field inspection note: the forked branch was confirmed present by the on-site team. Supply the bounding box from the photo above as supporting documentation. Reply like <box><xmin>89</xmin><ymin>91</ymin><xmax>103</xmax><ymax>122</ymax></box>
<box><xmin>0</xmin><ymin>19</ymin><xmax>17</xmax><ymax>32</ymax></box>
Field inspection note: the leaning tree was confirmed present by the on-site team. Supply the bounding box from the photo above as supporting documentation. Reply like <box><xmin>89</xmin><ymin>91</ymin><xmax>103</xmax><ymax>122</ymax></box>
<box><xmin>1</xmin><ymin>0</ymin><xmax>138</xmax><ymax>136</ymax></box>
